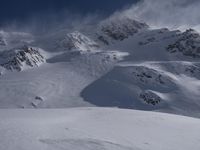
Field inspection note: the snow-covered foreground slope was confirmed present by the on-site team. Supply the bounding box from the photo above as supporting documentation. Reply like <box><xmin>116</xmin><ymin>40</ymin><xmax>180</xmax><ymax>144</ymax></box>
<box><xmin>0</xmin><ymin>107</ymin><xmax>200</xmax><ymax>150</ymax></box>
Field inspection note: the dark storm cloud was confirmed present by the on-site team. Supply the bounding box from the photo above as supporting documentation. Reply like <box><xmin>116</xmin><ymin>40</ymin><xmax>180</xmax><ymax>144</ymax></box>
<box><xmin>118</xmin><ymin>0</ymin><xmax>200</xmax><ymax>31</ymax></box>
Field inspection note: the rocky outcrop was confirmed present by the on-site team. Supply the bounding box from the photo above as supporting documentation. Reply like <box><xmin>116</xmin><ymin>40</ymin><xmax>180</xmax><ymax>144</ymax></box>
<box><xmin>140</xmin><ymin>91</ymin><xmax>161</xmax><ymax>106</ymax></box>
<box><xmin>97</xmin><ymin>17</ymin><xmax>148</xmax><ymax>44</ymax></box>
<box><xmin>167</xmin><ymin>29</ymin><xmax>200</xmax><ymax>58</ymax></box>
<box><xmin>0</xmin><ymin>46</ymin><xmax>45</xmax><ymax>71</ymax></box>
<box><xmin>130</xmin><ymin>66</ymin><xmax>173</xmax><ymax>86</ymax></box>
<box><xmin>57</xmin><ymin>31</ymin><xmax>99</xmax><ymax>51</ymax></box>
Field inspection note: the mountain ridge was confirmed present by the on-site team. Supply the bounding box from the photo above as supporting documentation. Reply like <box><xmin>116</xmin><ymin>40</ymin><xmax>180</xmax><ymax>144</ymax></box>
<box><xmin>0</xmin><ymin>16</ymin><xmax>200</xmax><ymax>118</ymax></box>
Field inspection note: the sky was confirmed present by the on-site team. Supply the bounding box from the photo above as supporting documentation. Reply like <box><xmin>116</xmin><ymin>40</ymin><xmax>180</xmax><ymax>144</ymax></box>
<box><xmin>119</xmin><ymin>0</ymin><xmax>200</xmax><ymax>31</ymax></box>
<box><xmin>0</xmin><ymin>0</ymin><xmax>138</xmax><ymax>22</ymax></box>
<box><xmin>0</xmin><ymin>0</ymin><xmax>199</xmax><ymax>32</ymax></box>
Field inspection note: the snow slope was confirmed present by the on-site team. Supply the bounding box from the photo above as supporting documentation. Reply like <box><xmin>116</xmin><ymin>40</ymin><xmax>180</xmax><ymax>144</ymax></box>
<box><xmin>0</xmin><ymin>16</ymin><xmax>200</xmax><ymax>150</ymax></box>
<box><xmin>57</xmin><ymin>31</ymin><xmax>99</xmax><ymax>51</ymax></box>
<box><xmin>0</xmin><ymin>49</ymin><xmax>128</xmax><ymax>108</ymax></box>
<box><xmin>82</xmin><ymin>61</ymin><xmax>200</xmax><ymax>117</ymax></box>
<box><xmin>0</xmin><ymin>16</ymin><xmax>200</xmax><ymax>118</ymax></box>
<box><xmin>0</xmin><ymin>107</ymin><xmax>200</xmax><ymax>150</ymax></box>
<box><xmin>80</xmin><ymin>27</ymin><xmax>200</xmax><ymax>118</ymax></box>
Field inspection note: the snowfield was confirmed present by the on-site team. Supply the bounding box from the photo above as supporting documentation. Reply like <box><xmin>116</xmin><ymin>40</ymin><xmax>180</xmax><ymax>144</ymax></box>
<box><xmin>0</xmin><ymin>108</ymin><xmax>200</xmax><ymax>150</ymax></box>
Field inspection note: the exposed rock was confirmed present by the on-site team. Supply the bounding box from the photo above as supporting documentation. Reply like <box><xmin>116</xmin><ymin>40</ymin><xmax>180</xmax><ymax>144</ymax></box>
<box><xmin>140</xmin><ymin>91</ymin><xmax>161</xmax><ymax>106</ymax></box>
<box><xmin>97</xmin><ymin>17</ymin><xmax>148</xmax><ymax>44</ymax></box>
<box><xmin>0</xmin><ymin>46</ymin><xmax>45</xmax><ymax>71</ymax></box>
<box><xmin>57</xmin><ymin>31</ymin><xmax>99</xmax><ymax>51</ymax></box>
<box><xmin>131</xmin><ymin>66</ymin><xmax>171</xmax><ymax>86</ymax></box>
<box><xmin>35</xmin><ymin>96</ymin><xmax>44</xmax><ymax>101</ymax></box>
<box><xmin>167</xmin><ymin>29</ymin><xmax>200</xmax><ymax>58</ymax></box>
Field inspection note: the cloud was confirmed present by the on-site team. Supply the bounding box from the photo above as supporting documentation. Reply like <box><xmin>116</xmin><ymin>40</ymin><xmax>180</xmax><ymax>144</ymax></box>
<box><xmin>1</xmin><ymin>9</ymin><xmax>104</xmax><ymax>35</ymax></box>
<box><xmin>2</xmin><ymin>0</ymin><xmax>200</xmax><ymax>34</ymax></box>
<box><xmin>118</xmin><ymin>0</ymin><xmax>200</xmax><ymax>31</ymax></box>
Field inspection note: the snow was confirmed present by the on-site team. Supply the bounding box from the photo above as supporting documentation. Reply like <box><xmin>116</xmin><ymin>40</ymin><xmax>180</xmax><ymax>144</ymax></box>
<box><xmin>0</xmin><ymin>46</ymin><xmax>46</xmax><ymax>72</ymax></box>
<box><xmin>0</xmin><ymin>16</ymin><xmax>200</xmax><ymax>118</ymax></box>
<box><xmin>0</xmin><ymin>107</ymin><xmax>200</xmax><ymax>150</ymax></box>
<box><xmin>82</xmin><ymin>61</ymin><xmax>200</xmax><ymax>117</ymax></box>
<box><xmin>0</xmin><ymin>10</ymin><xmax>200</xmax><ymax>150</ymax></box>
<box><xmin>55</xmin><ymin>31</ymin><xmax>99</xmax><ymax>52</ymax></box>
<box><xmin>0</xmin><ymin>49</ymin><xmax>128</xmax><ymax>108</ymax></box>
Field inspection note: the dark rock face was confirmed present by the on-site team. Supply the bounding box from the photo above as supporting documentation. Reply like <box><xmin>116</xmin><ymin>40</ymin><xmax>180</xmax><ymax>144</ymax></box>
<box><xmin>167</xmin><ymin>29</ymin><xmax>200</xmax><ymax>58</ymax></box>
<box><xmin>140</xmin><ymin>91</ymin><xmax>161</xmax><ymax>106</ymax></box>
<box><xmin>98</xmin><ymin>17</ymin><xmax>148</xmax><ymax>44</ymax></box>
<box><xmin>0</xmin><ymin>46</ymin><xmax>45</xmax><ymax>71</ymax></box>
<box><xmin>130</xmin><ymin>66</ymin><xmax>172</xmax><ymax>86</ymax></box>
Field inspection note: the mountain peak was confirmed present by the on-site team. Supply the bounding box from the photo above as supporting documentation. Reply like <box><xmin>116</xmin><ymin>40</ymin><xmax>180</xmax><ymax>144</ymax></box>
<box><xmin>96</xmin><ymin>16</ymin><xmax>149</xmax><ymax>44</ymax></box>
<box><xmin>57</xmin><ymin>31</ymin><xmax>99</xmax><ymax>51</ymax></box>
<box><xmin>0</xmin><ymin>46</ymin><xmax>45</xmax><ymax>72</ymax></box>
<box><xmin>167</xmin><ymin>28</ymin><xmax>200</xmax><ymax>58</ymax></box>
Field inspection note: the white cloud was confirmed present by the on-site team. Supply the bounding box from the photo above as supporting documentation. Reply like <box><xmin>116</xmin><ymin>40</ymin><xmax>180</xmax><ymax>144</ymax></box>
<box><xmin>118</xmin><ymin>0</ymin><xmax>200</xmax><ymax>31</ymax></box>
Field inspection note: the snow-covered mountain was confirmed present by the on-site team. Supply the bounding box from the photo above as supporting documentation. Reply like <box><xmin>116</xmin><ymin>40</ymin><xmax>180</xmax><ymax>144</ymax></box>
<box><xmin>96</xmin><ymin>16</ymin><xmax>148</xmax><ymax>45</ymax></box>
<box><xmin>1</xmin><ymin>10</ymin><xmax>200</xmax><ymax>150</ymax></box>
<box><xmin>81</xmin><ymin>27</ymin><xmax>200</xmax><ymax>117</ymax></box>
<box><xmin>0</xmin><ymin>46</ymin><xmax>45</xmax><ymax>72</ymax></box>
<box><xmin>167</xmin><ymin>29</ymin><xmax>200</xmax><ymax>58</ymax></box>
<box><xmin>0</xmin><ymin>16</ymin><xmax>200</xmax><ymax>118</ymax></box>
<box><xmin>55</xmin><ymin>31</ymin><xmax>99</xmax><ymax>52</ymax></box>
